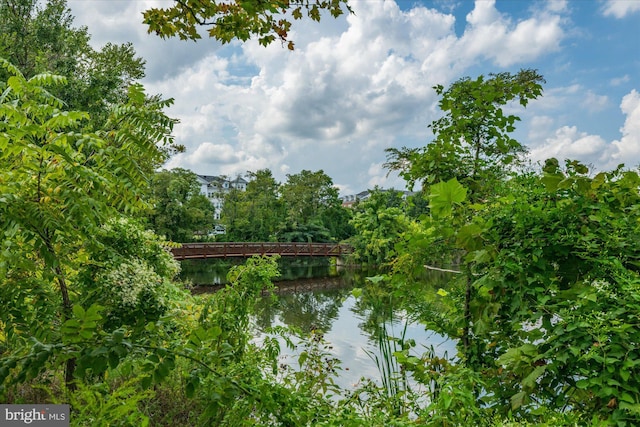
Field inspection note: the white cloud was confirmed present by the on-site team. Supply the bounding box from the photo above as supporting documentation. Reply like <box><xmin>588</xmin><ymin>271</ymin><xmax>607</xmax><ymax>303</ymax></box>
<box><xmin>546</xmin><ymin>0</ymin><xmax>569</xmax><ymax>13</ymax></box>
<box><xmin>584</xmin><ymin>91</ymin><xmax>609</xmax><ymax>113</ymax></box>
<box><xmin>609</xmin><ymin>90</ymin><xmax>640</xmax><ymax>167</ymax></box>
<box><xmin>68</xmin><ymin>0</ymin><xmax>573</xmax><ymax>192</ymax></box>
<box><xmin>458</xmin><ymin>0</ymin><xmax>565</xmax><ymax>67</ymax></box>
<box><xmin>68</xmin><ymin>0</ymin><xmax>222</xmax><ymax>81</ymax></box>
<box><xmin>611</xmin><ymin>75</ymin><xmax>630</xmax><ymax>86</ymax></box>
<box><xmin>530</xmin><ymin>126</ymin><xmax>608</xmax><ymax>166</ymax></box>
<box><xmin>602</xmin><ymin>0</ymin><xmax>640</xmax><ymax>18</ymax></box>
<box><xmin>528</xmin><ymin>115</ymin><xmax>556</xmax><ymax>144</ymax></box>
<box><xmin>208</xmin><ymin>0</ymin><xmax>567</xmax><ymax>186</ymax></box>
<box><xmin>529</xmin><ymin>90</ymin><xmax>640</xmax><ymax>170</ymax></box>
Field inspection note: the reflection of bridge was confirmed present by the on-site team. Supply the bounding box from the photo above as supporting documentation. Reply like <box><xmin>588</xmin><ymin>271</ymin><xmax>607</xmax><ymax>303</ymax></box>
<box><xmin>170</xmin><ymin>242</ymin><xmax>353</xmax><ymax>260</ymax></box>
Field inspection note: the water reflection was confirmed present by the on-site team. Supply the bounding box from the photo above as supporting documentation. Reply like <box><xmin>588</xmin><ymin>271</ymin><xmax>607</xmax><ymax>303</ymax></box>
<box><xmin>179</xmin><ymin>258</ymin><xmax>458</xmax><ymax>389</ymax></box>
<box><xmin>179</xmin><ymin>257</ymin><xmax>338</xmax><ymax>286</ymax></box>
<box><xmin>254</xmin><ymin>281</ymin><xmax>350</xmax><ymax>333</ymax></box>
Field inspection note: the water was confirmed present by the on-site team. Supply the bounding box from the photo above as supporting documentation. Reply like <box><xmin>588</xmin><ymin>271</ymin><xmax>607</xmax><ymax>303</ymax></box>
<box><xmin>180</xmin><ymin>258</ymin><xmax>458</xmax><ymax>390</ymax></box>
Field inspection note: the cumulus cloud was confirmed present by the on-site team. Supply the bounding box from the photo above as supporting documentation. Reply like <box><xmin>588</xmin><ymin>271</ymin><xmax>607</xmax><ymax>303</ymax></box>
<box><xmin>69</xmin><ymin>0</ymin><xmax>572</xmax><ymax>193</ymax></box>
<box><xmin>530</xmin><ymin>90</ymin><xmax>640</xmax><ymax>170</ymax></box>
<box><xmin>211</xmin><ymin>0</ymin><xmax>566</xmax><ymax>188</ymax></box>
<box><xmin>602</xmin><ymin>0</ymin><xmax>640</xmax><ymax>18</ymax></box>
<box><xmin>69</xmin><ymin>0</ymin><xmax>222</xmax><ymax>81</ymax></box>
<box><xmin>530</xmin><ymin>126</ymin><xmax>609</xmax><ymax>166</ymax></box>
<box><xmin>458</xmin><ymin>0</ymin><xmax>564</xmax><ymax>67</ymax></box>
<box><xmin>608</xmin><ymin>90</ymin><xmax>640</xmax><ymax>167</ymax></box>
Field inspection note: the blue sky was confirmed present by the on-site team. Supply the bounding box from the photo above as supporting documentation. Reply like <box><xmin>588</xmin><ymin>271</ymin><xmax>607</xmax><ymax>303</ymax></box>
<box><xmin>69</xmin><ymin>0</ymin><xmax>639</xmax><ymax>195</ymax></box>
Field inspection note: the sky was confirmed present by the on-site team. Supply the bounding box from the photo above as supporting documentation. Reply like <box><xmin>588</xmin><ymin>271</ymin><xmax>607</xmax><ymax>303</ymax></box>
<box><xmin>66</xmin><ymin>0</ymin><xmax>640</xmax><ymax>196</ymax></box>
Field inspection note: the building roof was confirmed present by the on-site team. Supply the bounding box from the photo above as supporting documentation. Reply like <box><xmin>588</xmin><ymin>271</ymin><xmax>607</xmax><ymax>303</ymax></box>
<box><xmin>196</xmin><ymin>174</ymin><xmax>248</xmax><ymax>190</ymax></box>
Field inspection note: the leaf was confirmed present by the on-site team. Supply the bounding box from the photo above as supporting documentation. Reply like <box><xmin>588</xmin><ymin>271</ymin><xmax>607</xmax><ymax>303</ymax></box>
<box><xmin>522</xmin><ymin>365</ymin><xmax>546</xmax><ymax>389</ymax></box>
<box><xmin>108</xmin><ymin>352</ymin><xmax>120</xmax><ymax>370</ymax></box>
<box><xmin>575</xmin><ymin>379</ymin><xmax>590</xmax><ymax>389</ymax></box>
<box><xmin>366</xmin><ymin>275</ymin><xmax>385</xmax><ymax>284</ymax></box>
<box><xmin>72</xmin><ymin>304</ymin><xmax>86</xmax><ymax>318</ymax></box>
<box><xmin>456</xmin><ymin>222</ymin><xmax>483</xmax><ymax>251</ymax></box>
<box><xmin>185</xmin><ymin>381</ymin><xmax>196</xmax><ymax>398</ymax></box>
<box><xmin>619</xmin><ymin>402</ymin><xmax>640</xmax><ymax>414</ymax></box>
<box><xmin>429</xmin><ymin>178</ymin><xmax>467</xmax><ymax>218</ymax></box>
<box><xmin>511</xmin><ymin>391</ymin><xmax>527</xmax><ymax>410</ymax></box>
<box><xmin>541</xmin><ymin>173</ymin><xmax>564</xmax><ymax>192</ymax></box>
<box><xmin>298</xmin><ymin>351</ymin><xmax>308</xmax><ymax>368</ymax></box>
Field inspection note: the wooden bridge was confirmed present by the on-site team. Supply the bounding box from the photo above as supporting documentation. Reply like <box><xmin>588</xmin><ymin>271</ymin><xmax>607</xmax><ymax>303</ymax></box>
<box><xmin>170</xmin><ymin>242</ymin><xmax>353</xmax><ymax>260</ymax></box>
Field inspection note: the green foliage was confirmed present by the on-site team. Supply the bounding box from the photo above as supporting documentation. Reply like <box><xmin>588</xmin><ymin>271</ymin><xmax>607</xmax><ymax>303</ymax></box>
<box><xmin>220</xmin><ymin>169</ymin><xmax>285</xmax><ymax>241</ymax></box>
<box><xmin>385</xmin><ymin>69</ymin><xmax>544</xmax><ymax>199</ymax></box>
<box><xmin>281</xmin><ymin>169</ymin><xmax>342</xmax><ymax>226</ymax></box>
<box><xmin>348</xmin><ymin>188</ymin><xmax>415</xmax><ymax>265</ymax></box>
<box><xmin>220</xmin><ymin>168</ymin><xmax>353</xmax><ymax>243</ymax></box>
<box><xmin>429</xmin><ymin>178</ymin><xmax>467</xmax><ymax>218</ymax></box>
<box><xmin>467</xmin><ymin>162</ymin><xmax>640</xmax><ymax>423</ymax></box>
<box><xmin>0</xmin><ymin>0</ymin><xmax>148</xmax><ymax>129</ymax></box>
<box><xmin>4</xmin><ymin>40</ymin><xmax>638</xmax><ymax>425</ymax></box>
<box><xmin>363</xmin><ymin>322</ymin><xmax>412</xmax><ymax>416</ymax></box>
<box><xmin>77</xmin><ymin>218</ymin><xmax>181</xmax><ymax>332</ymax></box>
<box><xmin>349</xmin><ymin>206</ymin><xmax>409</xmax><ymax>265</ymax></box>
<box><xmin>143</xmin><ymin>0</ymin><xmax>352</xmax><ymax>50</ymax></box>
<box><xmin>376</xmin><ymin>70</ymin><xmax>640</xmax><ymax>425</ymax></box>
<box><xmin>276</xmin><ymin>170</ymin><xmax>351</xmax><ymax>242</ymax></box>
<box><xmin>65</xmin><ymin>378</ymin><xmax>154</xmax><ymax>427</ymax></box>
<box><xmin>397</xmin><ymin>159</ymin><xmax>640</xmax><ymax>425</ymax></box>
<box><xmin>0</xmin><ymin>59</ymin><xmax>176</xmax><ymax>390</ymax></box>
<box><xmin>277</xmin><ymin>221</ymin><xmax>333</xmax><ymax>243</ymax></box>
<box><xmin>150</xmin><ymin>168</ymin><xmax>216</xmax><ymax>241</ymax></box>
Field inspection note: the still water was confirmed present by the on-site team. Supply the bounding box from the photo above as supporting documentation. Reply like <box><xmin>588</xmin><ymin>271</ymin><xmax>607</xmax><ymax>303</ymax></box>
<box><xmin>179</xmin><ymin>258</ymin><xmax>457</xmax><ymax>389</ymax></box>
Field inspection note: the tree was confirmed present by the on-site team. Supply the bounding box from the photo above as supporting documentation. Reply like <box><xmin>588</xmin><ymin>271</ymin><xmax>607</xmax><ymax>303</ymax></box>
<box><xmin>349</xmin><ymin>189</ymin><xmax>412</xmax><ymax>265</ymax></box>
<box><xmin>143</xmin><ymin>0</ymin><xmax>352</xmax><ymax>50</ymax></box>
<box><xmin>0</xmin><ymin>0</ymin><xmax>148</xmax><ymax>128</ymax></box>
<box><xmin>386</xmin><ymin>69</ymin><xmax>545</xmax><ymax>199</ymax></box>
<box><xmin>0</xmin><ymin>60</ymin><xmax>176</xmax><ymax>388</ymax></box>
<box><xmin>0</xmin><ymin>0</ymin><xmax>87</xmax><ymax>78</ymax></box>
<box><xmin>281</xmin><ymin>169</ymin><xmax>341</xmax><ymax>225</ymax></box>
<box><xmin>150</xmin><ymin>168</ymin><xmax>216</xmax><ymax>242</ymax></box>
<box><xmin>277</xmin><ymin>170</ymin><xmax>345</xmax><ymax>242</ymax></box>
<box><xmin>238</xmin><ymin>169</ymin><xmax>284</xmax><ymax>241</ymax></box>
<box><xmin>460</xmin><ymin>161</ymin><xmax>640</xmax><ymax>422</ymax></box>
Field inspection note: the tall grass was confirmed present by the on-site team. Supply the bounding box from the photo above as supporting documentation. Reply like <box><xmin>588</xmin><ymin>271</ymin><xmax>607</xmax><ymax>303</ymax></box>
<box><xmin>364</xmin><ymin>321</ymin><xmax>412</xmax><ymax>416</ymax></box>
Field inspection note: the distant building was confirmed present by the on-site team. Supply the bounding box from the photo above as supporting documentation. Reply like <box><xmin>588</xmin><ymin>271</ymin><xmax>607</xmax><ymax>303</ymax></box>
<box><xmin>341</xmin><ymin>189</ymin><xmax>415</xmax><ymax>207</ymax></box>
<box><xmin>196</xmin><ymin>175</ymin><xmax>248</xmax><ymax>220</ymax></box>
<box><xmin>341</xmin><ymin>191</ymin><xmax>371</xmax><ymax>208</ymax></box>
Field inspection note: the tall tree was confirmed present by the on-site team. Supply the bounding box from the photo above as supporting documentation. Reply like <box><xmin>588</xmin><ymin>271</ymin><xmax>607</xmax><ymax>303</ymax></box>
<box><xmin>150</xmin><ymin>168</ymin><xmax>216</xmax><ymax>242</ymax></box>
<box><xmin>241</xmin><ymin>169</ymin><xmax>284</xmax><ymax>241</ymax></box>
<box><xmin>0</xmin><ymin>0</ymin><xmax>147</xmax><ymax>128</ymax></box>
<box><xmin>281</xmin><ymin>169</ymin><xmax>341</xmax><ymax>226</ymax></box>
<box><xmin>386</xmin><ymin>69</ymin><xmax>544</xmax><ymax>199</ymax></box>
<box><xmin>143</xmin><ymin>0</ymin><xmax>351</xmax><ymax>50</ymax></box>
<box><xmin>0</xmin><ymin>60</ymin><xmax>176</xmax><ymax>388</ymax></box>
<box><xmin>349</xmin><ymin>189</ymin><xmax>411</xmax><ymax>265</ymax></box>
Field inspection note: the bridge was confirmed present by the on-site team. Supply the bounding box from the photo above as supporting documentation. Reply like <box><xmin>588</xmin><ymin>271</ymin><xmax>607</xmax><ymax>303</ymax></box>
<box><xmin>170</xmin><ymin>242</ymin><xmax>353</xmax><ymax>260</ymax></box>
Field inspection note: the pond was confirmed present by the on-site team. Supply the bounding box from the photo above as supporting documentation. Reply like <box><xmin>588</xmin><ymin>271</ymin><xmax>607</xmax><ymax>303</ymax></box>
<box><xmin>179</xmin><ymin>258</ymin><xmax>458</xmax><ymax>390</ymax></box>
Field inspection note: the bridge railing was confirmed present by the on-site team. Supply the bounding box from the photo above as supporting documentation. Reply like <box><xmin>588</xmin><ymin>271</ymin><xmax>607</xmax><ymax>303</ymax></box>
<box><xmin>170</xmin><ymin>242</ymin><xmax>353</xmax><ymax>260</ymax></box>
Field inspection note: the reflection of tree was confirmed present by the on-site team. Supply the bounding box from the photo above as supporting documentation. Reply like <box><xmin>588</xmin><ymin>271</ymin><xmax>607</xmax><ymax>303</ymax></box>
<box><xmin>254</xmin><ymin>287</ymin><xmax>351</xmax><ymax>333</ymax></box>
<box><xmin>178</xmin><ymin>259</ymin><xmax>241</xmax><ymax>285</ymax></box>
<box><xmin>180</xmin><ymin>258</ymin><xmax>335</xmax><ymax>285</ymax></box>
<box><xmin>350</xmin><ymin>272</ymin><xmax>453</xmax><ymax>340</ymax></box>
<box><xmin>278</xmin><ymin>258</ymin><xmax>332</xmax><ymax>280</ymax></box>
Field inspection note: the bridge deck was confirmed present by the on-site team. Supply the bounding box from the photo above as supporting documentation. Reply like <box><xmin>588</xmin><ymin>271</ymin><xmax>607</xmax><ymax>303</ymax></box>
<box><xmin>171</xmin><ymin>242</ymin><xmax>353</xmax><ymax>260</ymax></box>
